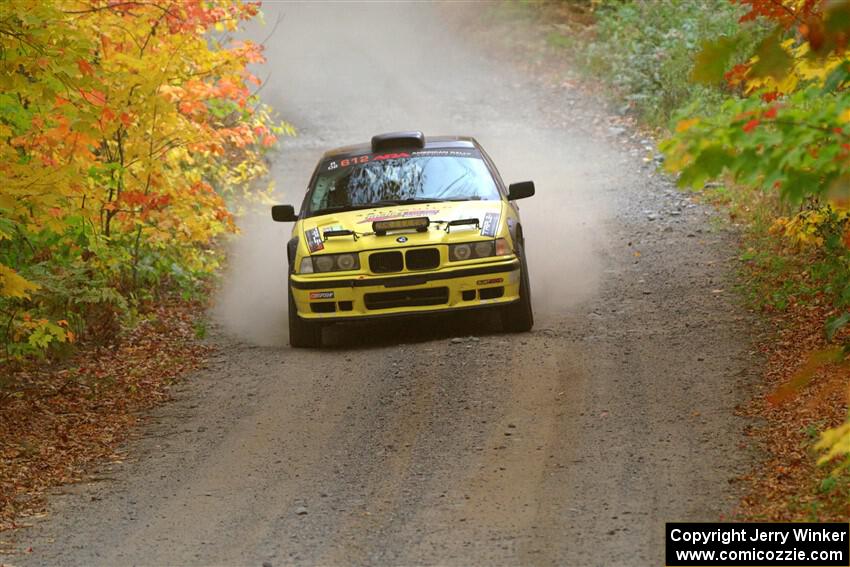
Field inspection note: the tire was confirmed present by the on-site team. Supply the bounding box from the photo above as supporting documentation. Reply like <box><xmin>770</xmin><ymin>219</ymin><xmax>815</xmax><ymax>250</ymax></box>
<box><xmin>288</xmin><ymin>284</ymin><xmax>322</xmax><ymax>348</ymax></box>
<box><xmin>501</xmin><ymin>241</ymin><xmax>534</xmax><ymax>332</ymax></box>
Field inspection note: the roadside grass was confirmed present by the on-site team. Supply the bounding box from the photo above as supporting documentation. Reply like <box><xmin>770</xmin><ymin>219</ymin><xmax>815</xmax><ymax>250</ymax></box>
<box><xmin>193</xmin><ymin>319</ymin><xmax>208</xmax><ymax>340</ymax></box>
<box><xmin>698</xmin><ymin>183</ymin><xmax>805</xmax><ymax>311</ymax></box>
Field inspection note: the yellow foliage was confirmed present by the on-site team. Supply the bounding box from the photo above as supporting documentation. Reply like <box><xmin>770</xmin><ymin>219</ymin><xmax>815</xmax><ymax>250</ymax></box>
<box><xmin>744</xmin><ymin>40</ymin><xmax>844</xmax><ymax>94</ymax></box>
<box><xmin>0</xmin><ymin>265</ymin><xmax>39</xmax><ymax>299</ymax></box>
<box><xmin>816</xmin><ymin>420</ymin><xmax>850</xmax><ymax>470</ymax></box>
<box><xmin>770</xmin><ymin>207</ymin><xmax>849</xmax><ymax>249</ymax></box>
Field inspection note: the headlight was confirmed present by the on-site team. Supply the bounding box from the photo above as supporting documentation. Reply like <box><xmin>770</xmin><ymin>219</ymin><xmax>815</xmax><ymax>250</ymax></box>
<box><xmin>474</xmin><ymin>241</ymin><xmax>494</xmax><ymax>257</ymax></box>
<box><xmin>449</xmin><ymin>238</ymin><xmax>510</xmax><ymax>262</ymax></box>
<box><xmin>336</xmin><ymin>253</ymin><xmax>357</xmax><ymax>271</ymax></box>
<box><xmin>308</xmin><ymin>252</ymin><xmax>361</xmax><ymax>273</ymax></box>
<box><xmin>314</xmin><ymin>255</ymin><xmax>335</xmax><ymax>272</ymax></box>
<box><xmin>299</xmin><ymin>257</ymin><xmax>314</xmax><ymax>274</ymax></box>
<box><xmin>450</xmin><ymin>243</ymin><xmax>472</xmax><ymax>261</ymax></box>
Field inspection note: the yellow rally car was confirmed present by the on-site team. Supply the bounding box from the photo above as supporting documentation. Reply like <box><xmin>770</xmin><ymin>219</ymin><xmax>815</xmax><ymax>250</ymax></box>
<box><xmin>271</xmin><ymin>131</ymin><xmax>535</xmax><ymax>347</ymax></box>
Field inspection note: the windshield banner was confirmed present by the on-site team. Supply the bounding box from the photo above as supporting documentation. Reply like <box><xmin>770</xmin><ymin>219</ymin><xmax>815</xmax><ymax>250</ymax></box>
<box><xmin>321</xmin><ymin>148</ymin><xmax>482</xmax><ymax>173</ymax></box>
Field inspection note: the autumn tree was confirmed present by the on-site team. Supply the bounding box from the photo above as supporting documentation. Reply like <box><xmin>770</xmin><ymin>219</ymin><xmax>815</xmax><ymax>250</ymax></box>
<box><xmin>0</xmin><ymin>0</ymin><xmax>289</xmax><ymax>358</ymax></box>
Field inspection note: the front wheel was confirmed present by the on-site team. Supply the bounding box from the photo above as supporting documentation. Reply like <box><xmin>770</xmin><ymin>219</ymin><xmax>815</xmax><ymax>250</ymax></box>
<box><xmin>288</xmin><ymin>285</ymin><xmax>322</xmax><ymax>348</ymax></box>
<box><xmin>501</xmin><ymin>242</ymin><xmax>534</xmax><ymax>332</ymax></box>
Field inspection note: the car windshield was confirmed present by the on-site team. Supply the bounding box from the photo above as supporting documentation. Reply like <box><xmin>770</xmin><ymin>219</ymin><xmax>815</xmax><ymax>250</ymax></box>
<box><xmin>306</xmin><ymin>154</ymin><xmax>500</xmax><ymax>215</ymax></box>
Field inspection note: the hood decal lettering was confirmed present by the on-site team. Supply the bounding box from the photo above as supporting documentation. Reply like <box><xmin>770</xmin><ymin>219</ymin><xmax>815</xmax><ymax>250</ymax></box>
<box><xmin>357</xmin><ymin>209</ymin><xmax>440</xmax><ymax>224</ymax></box>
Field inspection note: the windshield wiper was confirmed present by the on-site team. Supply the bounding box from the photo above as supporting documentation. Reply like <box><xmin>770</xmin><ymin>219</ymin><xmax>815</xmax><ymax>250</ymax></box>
<box><xmin>371</xmin><ymin>198</ymin><xmax>443</xmax><ymax>206</ymax></box>
<box><xmin>310</xmin><ymin>203</ymin><xmax>379</xmax><ymax>215</ymax></box>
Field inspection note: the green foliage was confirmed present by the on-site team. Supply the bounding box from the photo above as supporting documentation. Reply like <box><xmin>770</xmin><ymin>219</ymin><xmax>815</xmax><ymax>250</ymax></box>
<box><xmin>579</xmin><ymin>0</ymin><xmax>765</xmax><ymax>126</ymax></box>
<box><xmin>826</xmin><ymin>313</ymin><xmax>850</xmax><ymax>341</ymax></box>
<box><xmin>662</xmin><ymin>89</ymin><xmax>850</xmax><ymax>316</ymax></box>
<box><xmin>819</xmin><ymin>475</ymin><xmax>839</xmax><ymax>494</ymax></box>
<box><xmin>663</xmin><ymin>87</ymin><xmax>850</xmax><ymax>202</ymax></box>
<box><xmin>193</xmin><ymin>319</ymin><xmax>208</xmax><ymax>340</ymax></box>
<box><xmin>691</xmin><ymin>34</ymin><xmax>746</xmax><ymax>84</ymax></box>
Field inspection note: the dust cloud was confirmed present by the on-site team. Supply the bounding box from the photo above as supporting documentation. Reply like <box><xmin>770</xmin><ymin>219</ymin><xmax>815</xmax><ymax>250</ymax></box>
<box><xmin>213</xmin><ymin>209</ymin><xmax>291</xmax><ymax>346</ymax></box>
<box><xmin>213</xmin><ymin>2</ymin><xmax>609</xmax><ymax>345</ymax></box>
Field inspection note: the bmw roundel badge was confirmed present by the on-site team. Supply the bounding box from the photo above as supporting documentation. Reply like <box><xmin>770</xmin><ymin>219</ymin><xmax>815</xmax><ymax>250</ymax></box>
<box><xmin>396</xmin><ymin>236</ymin><xmax>408</xmax><ymax>243</ymax></box>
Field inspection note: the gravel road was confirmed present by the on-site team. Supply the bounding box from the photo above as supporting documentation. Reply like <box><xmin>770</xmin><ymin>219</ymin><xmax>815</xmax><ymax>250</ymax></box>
<box><xmin>6</xmin><ymin>3</ymin><xmax>757</xmax><ymax>566</ymax></box>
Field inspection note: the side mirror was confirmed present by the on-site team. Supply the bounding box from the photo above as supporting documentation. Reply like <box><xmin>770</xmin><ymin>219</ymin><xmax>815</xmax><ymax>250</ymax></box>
<box><xmin>271</xmin><ymin>204</ymin><xmax>298</xmax><ymax>222</ymax></box>
<box><xmin>508</xmin><ymin>181</ymin><xmax>535</xmax><ymax>200</ymax></box>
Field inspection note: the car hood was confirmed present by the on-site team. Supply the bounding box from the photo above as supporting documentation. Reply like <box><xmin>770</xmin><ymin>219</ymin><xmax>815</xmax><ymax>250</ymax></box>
<box><xmin>300</xmin><ymin>200</ymin><xmax>505</xmax><ymax>253</ymax></box>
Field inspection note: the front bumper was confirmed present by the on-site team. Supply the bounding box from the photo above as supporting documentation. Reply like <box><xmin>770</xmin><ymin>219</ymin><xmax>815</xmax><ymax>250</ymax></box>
<box><xmin>290</xmin><ymin>258</ymin><xmax>521</xmax><ymax>321</ymax></box>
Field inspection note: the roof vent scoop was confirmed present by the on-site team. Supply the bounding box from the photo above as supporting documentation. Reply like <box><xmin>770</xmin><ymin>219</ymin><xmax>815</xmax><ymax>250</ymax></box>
<box><xmin>371</xmin><ymin>131</ymin><xmax>425</xmax><ymax>152</ymax></box>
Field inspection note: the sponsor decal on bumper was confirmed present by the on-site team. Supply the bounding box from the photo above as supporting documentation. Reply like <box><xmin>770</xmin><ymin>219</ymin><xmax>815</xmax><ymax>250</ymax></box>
<box><xmin>309</xmin><ymin>291</ymin><xmax>335</xmax><ymax>300</ymax></box>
